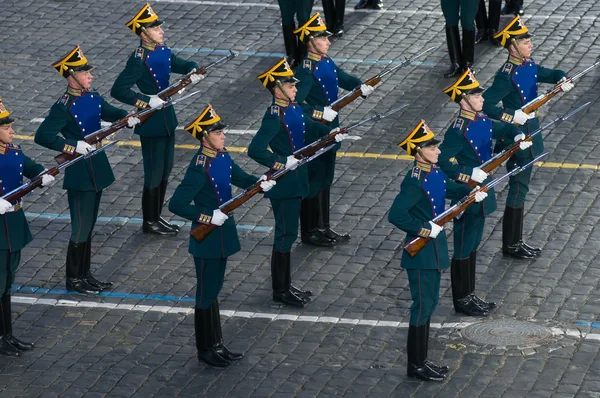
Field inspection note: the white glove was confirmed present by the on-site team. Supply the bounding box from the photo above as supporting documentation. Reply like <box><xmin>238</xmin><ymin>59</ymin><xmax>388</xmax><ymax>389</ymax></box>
<box><xmin>360</xmin><ymin>84</ymin><xmax>375</xmax><ymax>97</ymax></box>
<box><xmin>259</xmin><ymin>175</ymin><xmax>276</xmax><ymax>192</ymax></box>
<box><xmin>513</xmin><ymin>109</ymin><xmax>535</xmax><ymax>125</ymax></box>
<box><xmin>472</xmin><ymin>188</ymin><xmax>488</xmax><ymax>203</ymax></box>
<box><xmin>514</xmin><ymin>133</ymin><xmax>532</xmax><ymax>150</ymax></box>
<box><xmin>0</xmin><ymin>198</ymin><xmax>11</xmax><ymax>215</ymax></box>
<box><xmin>127</xmin><ymin>116</ymin><xmax>141</xmax><ymax>128</ymax></box>
<box><xmin>41</xmin><ymin>174</ymin><xmax>56</xmax><ymax>187</ymax></box>
<box><xmin>471</xmin><ymin>167</ymin><xmax>488</xmax><ymax>183</ymax></box>
<box><xmin>428</xmin><ymin>221</ymin><xmax>443</xmax><ymax>239</ymax></box>
<box><xmin>75</xmin><ymin>141</ymin><xmax>93</xmax><ymax>155</ymax></box>
<box><xmin>189</xmin><ymin>69</ymin><xmax>205</xmax><ymax>84</ymax></box>
<box><xmin>322</xmin><ymin>106</ymin><xmax>338</xmax><ymax>122</ymax></box>
<box><xmin>148</xmin><ymin>95</ymin><xmax>165</xmax><ymax>109</ymax></box>
<box><xmin>558</xmin><ymin>77</ymin><xmax>574</xmax><ymax>92</ymax></box>
<box><xmin>285</xmin><ymin>155</ymin><xmax>300</xmax><ymax>169</ymax></box>
<box><xmin>211</xmin><ymin>209</ymin><xmax>228</xmax><ymax>226</ymax></box>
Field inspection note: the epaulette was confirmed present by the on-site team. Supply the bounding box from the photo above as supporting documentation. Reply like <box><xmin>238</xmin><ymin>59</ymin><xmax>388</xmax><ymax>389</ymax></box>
<box><xmin>134</xmin><ymin>47</ymin><xmax>145</xmax><ymax>60</ymax></box>
<box><xmin>452</xmin><ymin>118</ymin><xmax>465</xmax><ymax>130</ymax></box>
<box><xmin>57</xmin><ymin>93</ymin><xmax>70</xmax><ymax>106</ymax></box>
<box><xmin>270</xmin><ymin>105</ymin><xmax>281</xmax><ymax>116</ymax></box>
<box><xmin>501</xmin><ymin>62</ymin><xmax>513</xmax><ymax>75</ymax></box>
<box><xmin>411</xmin><ymin>166</ymin><xmax>421</xmax><ymax>180</ymax></box>
<box><xmin>302</xmin><ymin>59</ymin><xmax>314</xmax><ymax>71</ymax></box>
<box><xmin>195</xmin><ymin>154</ymin><xmax>207</xmax><ymax>168</ymax></box>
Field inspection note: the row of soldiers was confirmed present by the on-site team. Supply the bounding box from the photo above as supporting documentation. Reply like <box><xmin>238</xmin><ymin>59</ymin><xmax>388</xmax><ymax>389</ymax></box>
<box><xmin>0</xmin><ymin>3</ymin><xmax>580</xmax><ymax>383</ymax></box>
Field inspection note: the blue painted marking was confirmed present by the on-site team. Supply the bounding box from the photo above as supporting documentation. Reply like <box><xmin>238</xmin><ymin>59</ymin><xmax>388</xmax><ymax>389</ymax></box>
<box><xmin>574</xmin><ymin>321</ymin><xmax>600</xmax><ymax>328</ymax></box>
<box><xmin>172</xmin><ymin>47</ymin><xmax>437</xmax><ymax>67</ymax></box>
<box><xmin>24</xmin><ymin>212</ymin><xmax>272</xmax><ymax>233</ymax></box>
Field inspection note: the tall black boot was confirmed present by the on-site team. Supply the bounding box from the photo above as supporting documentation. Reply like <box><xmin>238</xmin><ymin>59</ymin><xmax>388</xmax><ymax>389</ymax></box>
<box><xmin>66</xmin><ymin>241</ymin><xmax>101</xmax><ymax>295</ymax></box>
<box><xmin>462</xmin><ymin>28</ymin><xmax>476</xmax><ymax>72</ymax></box>
<box><xmin>488</xmin><ymin>0</ymin><xmax>502</xmax><ymax>46</ymax></box>
<box><xmin>444</xmin><ymin>26</ymin><xmax>462</xmax><ymax>78</ymax></box>
<box><xmin>2</xmin><ymin>294</ymin><xmax>33</xmax><ymax>351</ymax></box>
<box><xmin>469</xmin><ymin>251</ymin><xmax>496</xmax><ymax>310</ymax></box>
<box><xmin>281</xmin><ymin>251</ymin><xmax>312</xmax><ymax>299</ymax></box>
<box><xmin>334</xmin><ymin>0</ymin><xmax>345</xmax><ymax>36</ymax></box>
<box><xmin>158</xmin><ymin>180</ymin><xmax>180</xmax><ymax>233</ymax></box>
<box><xmin>296</xmin><ymin>39</ymin><xmax>307</xmax><ymax>69</ymax></box>
<box><xmin>82</xmin><ymin>236</ymin><xmax>113</xmax><ymax>290</ymax></box>
<box><xmin>423</xmin><ymin>320</ymin><xmax>449</xmax><ymax>374</ymax></box>
<box><xmin>407</xmin><ymin>325</ymin><xmax>445</xmax><ymax>381</ymax></box>
<box><xmin>195</xmin><ymin>307</ymin><xmax>230</xmax><ymax>368</ymax></box>
<box><xmin>475</xmin><ymin>0</ymin><xmax>488</xmax><ymax>43</ymax></box>
<box><xmin>282</xmin><ymin>24</ymin><xmax>298</xmax><ymax>68</ymax></box>
<box><xmin>371</xmin><ymin>0</ymin><xmax>384</xmax><ymax>9</ymax></box>
<box><xmin>322</xmin><ymin>0</ymin><xmax>337</xmax><ymax>34</ymax></box>
<box><xmin>142</xmin><ymin>187</ymin><xmax>177</xmax><ymax>236</ymax></box>
<box><xmin>0</xmin><ymin>296</ymin><xmax>20</xmax><ymax>357</ymax></box>
<box><xmin>211</xmin><ymin>300</ymin><xmax>243</xmax><ymax>361</ymax></box>
<box><xmin>452</xmin><ymin>257</ymin><xmax>488</xmax><ymax>317</ymax></box>
<box><xmin>502</xmin><ymin>207</ymin><xmax>536</xmax><ymax>259</ymax></box>
<box><xmin>271</xmin><ymin>251</ymin><xmax>307</xmax><ymax>307</ymax></box>
<box><xmin>320</xmin><ymin>187</ymin><xmax>349</xmax><ymax>242</ymax></box>
<box><xmin>301</xmin><ymin>196</ymin><xmax>334</xmax><ymax>247</ymax></box>
<box><xmin>515</xmin><ymin>206</ymin><xmax>542</xmax><ymax>255</ymax></box>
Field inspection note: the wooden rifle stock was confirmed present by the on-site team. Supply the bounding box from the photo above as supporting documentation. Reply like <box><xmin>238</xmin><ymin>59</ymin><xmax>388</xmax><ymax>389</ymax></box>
<box><xmin>464</xmin><ymin>140</ymin><xmax>527</xmax><ymax>189</ymax></box>
<box><xmin>329</xmin><ymin>76</ymin><xmax>381</xmax><ymax>113</ymax></box>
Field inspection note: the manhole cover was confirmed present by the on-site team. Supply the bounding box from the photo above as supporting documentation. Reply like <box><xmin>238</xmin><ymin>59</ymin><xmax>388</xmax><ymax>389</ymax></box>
<box><xmin>461</xmin><ymin>319</ymin><xmax>553</xmax><ymax>347</ymax></box>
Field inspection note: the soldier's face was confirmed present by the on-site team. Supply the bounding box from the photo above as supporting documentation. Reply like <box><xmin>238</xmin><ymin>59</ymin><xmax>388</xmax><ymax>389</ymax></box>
<box><xmin>276</xmin><ymin>83</ymin><xmax>297</xmax><ymax>101</ymax></box>
<box><xmin>514</xmin><ymin>38</ymin><xmax>533</xmax><ymax>58</ymax></box>
<box><xmin>418</xmin><ymin>145</ymin><xmax>440</xmax><ymax>164</ymax></box>
<box><xmin>312</xmin><ymin>37</ymin><xmax>330</xmax><ymax>54</ymax></box>
<box><xmin>204</xmin><ymin>130</ymin><xmax>225</xmax><ymax>150</ymax></box>
<box><xmin>69</xmin><ymin>71</ymin><xmax>93</xmax><ymax>89</ymax></box>
<box><xmin>466</xmin><ymin>93</ymin><xmax>484</xmax><ymax>112</ymax></box>
<box><xmin>144</xmin><ymin>26</ymin><xmax>164</xmax><ymax>43</ymax></box>
<box><xmin>0</xmin><ymin>123</ymin><xmax>14</xmax><ymax>144</ymax></box>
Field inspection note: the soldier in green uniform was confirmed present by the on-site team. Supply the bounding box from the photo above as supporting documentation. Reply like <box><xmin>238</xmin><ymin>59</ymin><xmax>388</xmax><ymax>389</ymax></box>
<box><xmin>111</xmin><ymin>3</ymin><xmax>204</xmax><ymax>236</ymax></box>
<box><xmin>294</xmin><ymin>13</ymin><xmax>374</xmax><ymax>247</ymax></box>
<box><xmin>389</xmin><ymin>121</ymin><xmax>487</xmax><ymax>381</ymax></box>
<box><xmin>248</xmin><ymin>59</ymin><xmax>342</xmax><ymax>308</ymax></box>
<box><xmin>169</xmin><ymin>105</ymin><xmax>275</xmax><ymax>368</ymax></box>
<box><xmin>441</xmin><ymin>0</ymin><xmax>479</xmax><ymax>77</ymax></box>
<box><xmin>482</xmin><ymin>16</ymin><xmax>573</xmax><ymax>258</ymax></box>
<box><xmin>438</xmin><ymin>69</ymin><xmax>526</xmax><ymax>316</ymax></box>
<box><xmin>0</xmin><ymin>99</ymin><xmax>56</xmax><ymax>356</ymax></box>
<box><xmin>35</xmin><ymin>46</ymin><xmax>140</xmax><ymax>295</ymax></box>
<box><xmin>278</xmin><ymin>0</ymin><xmax>314</xmax><ymax>68</ymax></box>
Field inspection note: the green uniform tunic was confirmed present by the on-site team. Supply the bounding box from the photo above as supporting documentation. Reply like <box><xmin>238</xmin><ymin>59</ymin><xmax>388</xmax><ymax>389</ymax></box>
<box><xmin>295</xmin><ymin>51</ymin><xmax>362</xmax><ymax>197</ymax></box>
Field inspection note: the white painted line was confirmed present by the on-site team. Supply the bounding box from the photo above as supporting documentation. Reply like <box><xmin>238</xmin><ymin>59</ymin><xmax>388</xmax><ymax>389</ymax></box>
<box><xmin>585</xmin><ymin>333</ymin><xmax>600</xmax><ymax>341</ymax></box>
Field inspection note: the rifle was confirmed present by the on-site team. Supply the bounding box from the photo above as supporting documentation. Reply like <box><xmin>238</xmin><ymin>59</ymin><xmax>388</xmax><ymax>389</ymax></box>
<box><xmin>518</xmin><ymin>61</ymin><xmax>600</xmax><ymax>119</ymax></box>
<box><xmin>403</xmin><ymin>152</ymin><xmax>548</xmax><ymax>257</ymax></box>
<box><xmin>190</xmin><ymin>143</ymin><xmax>338</xmax><ymax>242</ymax></box>
<box><xmin>53</xmin><ymin>90</ymin><xmax>201</xmax><ymax>166</ymax></box>
<box><xmin>325</xmin><ymin>46</ymin><xmax>435</xmax><ymax>116</ymax></box>
<box><xmin>3</xmin><ymin>141</ymin><xmax>119</xmax><ymax>204</ymax></box>
<box><xmin>465</xmin><ymin>102</ymin><xmax>590</xmax><ymax>188</ymax></box>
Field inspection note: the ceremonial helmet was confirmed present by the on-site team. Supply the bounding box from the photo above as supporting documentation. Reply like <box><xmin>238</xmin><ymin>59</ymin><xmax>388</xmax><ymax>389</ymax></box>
<box><xmin>52</xmin><ymin>45</ymin><xmax>93</xmax><ymax>78</ymax></box>
<box><xmin>184</xmin><ymin>104</ymin><xmax>227</xmax><ymax>141</ymax></box>
<box><xmin>126</xmin><ymin>3</ymin><xmax>164</xmax><ymax>35</ymax></box>
<box><xmin>257</xmin><ymin>58</ymin><xmax>299</xmax><ymax>91</ymax></box>
<box><xmin>294</xmin><ymin>13</ymin><xmax>332</xmax><ymax>44</ymax></box>
<box><xmin>0</xmin><ymin>99</ymin><xmax>14</xmax><ymax>126</ymax></box>
<box><xmin>494</xmin><ymin>15</ymin><xmax>533</xmax><ymax>48</ymax></box>
<box><xmin>443</xmin><ymin>68</ymin><xmax>484</xmax><ymax>103</ymax></box>
<box><xmin>398</xmin><ymin>120</ymin><xmax>440</xmax><ymax>156</ymax></box>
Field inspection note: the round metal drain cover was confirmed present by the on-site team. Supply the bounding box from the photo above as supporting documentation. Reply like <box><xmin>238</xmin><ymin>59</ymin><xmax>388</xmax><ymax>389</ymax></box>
<box><xmin>462</xmin><ymin>319</ymin><xmax>553</xmax><ymax>347</ymax></box>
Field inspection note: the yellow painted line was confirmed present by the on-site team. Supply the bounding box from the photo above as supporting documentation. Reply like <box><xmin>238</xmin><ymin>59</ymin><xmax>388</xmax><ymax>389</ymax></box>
<box><xmin>13</xmin><ymin>135</ymin><xmax>600</xmax><ymax>170</ymax></box>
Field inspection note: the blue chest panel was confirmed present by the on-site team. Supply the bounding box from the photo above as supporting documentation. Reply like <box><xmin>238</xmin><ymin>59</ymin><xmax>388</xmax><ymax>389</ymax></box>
<box><xmin>512</xmin><ymin>61</ymin><xmax>538</xmax><ymax>104</ymax></box>
<box><xmin>0</xmin><ymin>146</ymin><xmax>25</xmax><ymax>204</ymax></box>
<box><xmin>464</xmin><ymin>117</ymin><xmax>493</xmax><ymax>163</ymax></box>
<box><xmin>282</xmin><ymin>104</ymin><xmax>306</xmax><ymax>151</ymax></box>
<box><xmin>313</xmin><ymin>57</ymin><xmax>339</xmax><ymax>105</ymax></box>
<box><xmin>69</xmin><ymin>93</ymin><xmax>102</xmax><ymax>137</ymax></box>
<box><xmin>206</xmin><ymin>152</ymin><xmax>233</xmax><ymax>205</ymax></box>
<box><xmin>422</xmin><ymin>168</ymin><xmax>447</xmax><ymax>217</ymax></box>
<box><xmin>145</xmin><ymin>45</ymin><xmax>172</xmax><ymax>91</ymax></box>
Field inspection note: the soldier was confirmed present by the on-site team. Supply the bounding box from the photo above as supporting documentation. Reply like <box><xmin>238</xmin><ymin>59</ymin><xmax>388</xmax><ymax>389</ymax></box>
<box><xmin>438</xmin><ymin>69</ymin><xmax>527</xmax><ymax>316</ymax></box>
<box><xmin>389</xmin><ymin>121</ymin><xmax>487</xmax><ymax>381</ymax></box>
<box><xmin>475</xmin><ymin>0</ymin><xmax>502</xmax><ymax>45</ymax></box>
<box><xmin>321</xmin><ymin>0</ymin><xmax>345</xmax><ymax>36</ymax></box>
<box><xmin>294</xmin><ymin>13</ymin><xmax>374</xmax><ymax>247</ymax></box>
<box><xmin>278</xmin><ymin>0</ymin><xmax>314</xmax><ymax>68</ymax></box>
<box><xmin>169</xmin><ymin>105</ymin><xmax>275</xmax><ymax>368</ymax></box>
<box><xmin>482</xmin><ymin>16</ymin><xmax>573</xmax><ymax>259</ymax></box>
<box><xmin>0</xmin><ymin>100</ymin><xmax>56</xmax><ymax>356</ymax></box>
<box><xmin>441</xmin><ymin>0</ymin><xmax>479</xmax><ymax>78</ymax></box>
<box><xmin>35</xmin><ymin>46</ymin><xmax>140</xmax><ymax>295</ymax></box>
<box><xmin>111</xmin><ymin>3</ymin><xmax>204</xmax><ymax>236</ymax></box>
<box><xmin>354</xmin><ymin>0</ymin><xmax>384</xmax><ymax>10</ymax></box>
<box><xmin>248</xmin><ymin>59</ymin><xmax>344</xmax><ymax>308</ymax></box>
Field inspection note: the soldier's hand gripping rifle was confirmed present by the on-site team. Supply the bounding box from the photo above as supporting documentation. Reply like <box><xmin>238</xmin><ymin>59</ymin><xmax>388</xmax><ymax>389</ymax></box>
<box><xmin>465</xmin><ymin>102</ymin><xmax>590</xmax><ymax>188</ymax></box>
<box><xmin>3</xmin><ymin>141</ymin><xmax>118</xmax><ymax>204</ymax></box>
<box><xmin>53</xmin><ymin>90</ymin><xmax>201</xmax><ymax>166</ymax></box>
<box><xmin>323</xmin><ymin>47</ymin><xmax>435</xmax><ymax>117</ymax></box>
<box><xmin>404</xmin><ymin>152</ymin><xmax>548</xmax><ymax>257</ymax></box>
<box><xmin>516</xmin><ymin>61</ymin><xmax>600</xmax><ymax>124</ymax></box>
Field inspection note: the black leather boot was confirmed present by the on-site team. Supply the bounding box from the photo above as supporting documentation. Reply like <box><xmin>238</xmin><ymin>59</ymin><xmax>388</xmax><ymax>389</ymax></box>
<box><xmin>515</xmin><ymin>206</ymin><xmax>542</xmax><ymax>255</ymax></box>
<box><xmin>279</xmin><ymin>251</ymin><xmax>312</xmax><ymax>299</ymax></box>
<box><xmin>452</xmin><ymin>258</ymin><xmax>488</xmax><ymax>316</ymax></box>
<box><xmin>488</xmin><ymin>0</ymin><xmax>502</xmax><ymax>46</ymax></box>
<box><xmin>0</xmin><ymin>295</ymin><xmax>22</xmax><ymax>356</ymax></box>
<box><xmin>424</xmin><ymin>320</ymin><xmax>449</xmax><ymax>374</ymax></box>
<box><xmin>301</xmin><ymin>196</ymin><xmax>335</xmax><ymax>247</ymax></box>
<box><xmin>322</xmin><ymin>0</ymin><xmax>337</xmax><ymax>35</ymax></box>
<box><xmin>195</xmin><ymin>307</ymin><xmax>230</xmax><ymax>368</ymax></box>
<box><xmin>372</xmin><ymin>0</ymin><xmax>383</xmax><ymax>9</ymax></box>
<box><xmin>444</xmin><ymin>26</ymin><xmax>462</xmax><ymax>78</ymax></box>
<box><xmin>211</xmin><ymin>300</ymin><xmax>243</xmax><ymax>361</ymax></box>
<box><xmin>407</xmin><ymin>325</ymin><xmax>445</xmax><ymax>381</ymax></box>
<box><xmin>334</xmin><ymin>0</ymin><xmax>345</xmax><ymax>36</ymax></box>
<box><xmin>462</xmin><ymin>28</ymin><xmax>476</xmax><ymax>71</ymax></box>
<box><xmin>2</xmin><ymin>294</ymin><xmax>33</xmax><ymax>351</ymax></box>
<box><xmin>469</xmin><ymin>251</ymin><xmax>496</xmax><ymax>310</ymax></box>
<box><xmin>66</xmin><ymin>241</ymin><xmax>101</xmax><ymax>295</ymax></box>
<box><xmin>82</xmin><ymin>236</ymin><xmax>113</xmax><ymax>290</ymax></box>
<box><xmin>158</xmin><ymin>180</ymin><xmax>180</xmax><ymax>233</ymax></box>
<box><xmin>320</xmin><ymin>187</ymin><xmax>349</xmax><ymax>242</ymax></box>
<box><xmin>502</xmin><ymin>207</ymin><xmax>536</xmax><ymax>259</ymax></box>
<box><xmin>296</xmin><ymin>37</ymin><xmax>307</xmax><ymax>69</ymax></box>
<box><xmin>282</xmin><ymin>24</ymin><xmax>298</xmax><ymax>68</ymax></box>
<box><xmin>142</xmin><ymin>187</ymin><xmax>177</xmax><ymax>236</ymax></box>
<box><xmin>271</xmin><ymin>251</ymin><xmax>307</xmax><ymax>308</ymax></box>
<box><xmin>475</xmin><ymin>0</ymin><xmax>488</xmax><ymax>44</ymax></box>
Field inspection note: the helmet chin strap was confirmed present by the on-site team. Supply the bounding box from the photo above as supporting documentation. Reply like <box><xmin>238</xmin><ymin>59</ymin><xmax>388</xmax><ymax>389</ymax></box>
<box><xmin>308</xmin><ymin>36</ymin><xmax>325</xmax><ymax>57</ymax></box>
<box><xmin>510</xmin><ymin>38</ymin><xmax>526</xmax><ymax>60</ymax></box>
<box><xmin>462</xmin><ymin>94</ymin><xmax>479</xmax><ymax>114</ymax></box>
<box><xmin>416</xmin><ymin>147</ymin><xmax>435</xmax><ymax>165</ymax></box>
<box><xmin>202</xmin><ymin>130</ymin><xmax>220</xmax><ymax>151</ymax></box>
<box><xmin>68</xmin><ymin>69</ymin><xmax>86</xmax><ymax>91</ymax></box>
<box><xmin>141</xmin><ymin>26</ymin><xmax>161</xmax><ymax>46</ymax></box>
<box><xmin>275</xmin><ymin>80</ymin><xmax>293</xmax><ymax>103</ymax></box>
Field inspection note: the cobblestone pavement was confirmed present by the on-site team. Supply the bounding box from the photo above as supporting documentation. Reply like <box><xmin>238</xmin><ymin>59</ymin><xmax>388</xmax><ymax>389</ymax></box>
<box><xmin>1</xmin><ymin>0</ymin><xmax>600</xmax><ymax>397</ymax></box>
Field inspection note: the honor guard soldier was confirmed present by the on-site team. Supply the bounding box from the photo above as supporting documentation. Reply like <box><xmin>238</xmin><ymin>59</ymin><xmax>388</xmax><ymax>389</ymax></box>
<box><xmin>278</xmin><ymin>0</ymin><xmax>314</xmax><ymax>68</ymax></box>
<box><xmin>111</xmin><ymin>3</ymin><xmax>204</xmax><ymax>236</ymax></box>
<box><xmin>475</xmin><ymin>0</ymin><xmax>502</xmax><ymax>45</ymax></box>
<box><xmin>248</xmin><ymin>59</ymin><xmax>341</xmax><ymax>308</ymax></box>
<box><xmin>441</xmin><ymin>0</ymin><xmax>479</xmax><ymax>77</ymax></box>
<box><xmin>482</xmin><ymin>16</ymin><xmax>573</xmax><ymax>258</ymax></box>
<box><xmin>35</xmin><ymin>47</ymin><xmax>140</xmax><ymax>295</ymax></box>
<box><xmin>389</xmin><ymin>121</ymin><xmax>487</xmax><ymax>381</ymax></box>
<box><xmin>438</xmin><ymin>69</ymin><xmax>525</xmax><ymax>316</ymax></box>
<box><xmin>169</xmin><ymin>105</ymin><xmax>275</xmax><ymax>368</ymax></box>
<box><xmin>0</xmin><ymin>100</ymin><xmax>56</xmax><ymax>356</ymax></box>
<box><xmin>294</xmin><ymin>13</ymin><xmax>374</xmax><ymax>247</ymax></box>
<box><xmin>321</xmin><ymin>0</ymin><xmax>345</xmax><ymax>37</ymax></box>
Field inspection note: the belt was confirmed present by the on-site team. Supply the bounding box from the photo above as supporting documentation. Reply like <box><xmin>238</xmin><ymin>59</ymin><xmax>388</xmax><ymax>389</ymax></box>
<box><xmin>6</xmin><ymin>202</ymin><xmax>21</xmax><ymax>213</ymax></box>
<box><xmin>95</xmin><ymin>140</ymin><xmax>103</xmax><ymax>150</ymax></box>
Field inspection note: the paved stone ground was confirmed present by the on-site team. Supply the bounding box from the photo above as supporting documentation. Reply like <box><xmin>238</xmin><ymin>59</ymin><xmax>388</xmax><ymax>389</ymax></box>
<box><xmin>1</xmin><ymin>0</ymin><xmax>600</xmax><ymax>397</ymax></box>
